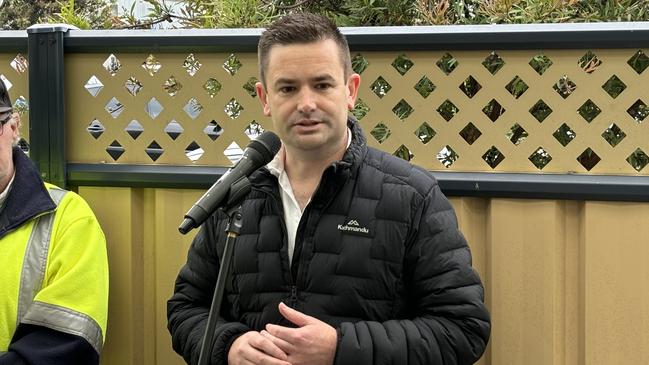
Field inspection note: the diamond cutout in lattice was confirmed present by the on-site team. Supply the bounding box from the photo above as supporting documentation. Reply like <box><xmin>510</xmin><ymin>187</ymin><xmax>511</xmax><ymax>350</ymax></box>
<box><xmin>223</xmin><ymin>54</ymin><xmax>242</xmax><ymax>76</ymax></box>
<box><xmin>164</xmin><ymin>76</ymin><xmax>182</xmax><ymax>97</ymax></box>
<box><xmin>459</xmin><ymin>122</ymin><xmax>482</xmax><ymax>145</ymax></box>
<box><xmin>352</xmin><ymin>53</ymin><xmax>369</xmax><ymax>74</ymax></box>
<box><xmin>203</xmin><ymin>78</ymin><xmax>222</xmax><ymax>98</ymax></box>
<box><xmin>84</xmin><ymin>75</ymin><xmax>103</xmax><ymax>97</ymax></box>
<box><xmin>185</xmin><ymin>141</ymin><xmax>204</xmax><ymax>162</ymax></box>
<box><xmin>482</xmin><ymin>51</ymin><xmax>505</xmax><ymax>75</ymax></box>
<box><xmin>394</xmin><ymin>145</ymin><xmax>413</xmax><ymax>161</ymax></box>
<box><xmin>370</xmin><ymin>76</ymin><xmax>392</xmax><ymax>98</ymax></box>
<box><xmin>459</xmin><ymin>76</ymin><xmax>482</xmax><ymax>98</ymax></box>
<box><xmin>87</xmin><ymin>119</ymin><xmax>105</xmax><ymax>139</ymax></box>
<box><xmin>437</xmin><ymin>99</ymin><xmax>459</xmax><ymax>122</ymax></box>
<box><xmin>627</xmin><ymin>50</ymin><xmax>649</xmax><ymax>74</ymax></box>
<box><xmin>183</xmin><ymin>97</ymin><xmax>202</xmax><ymax>119</ymax></box>
<box><xmin>505</xmin><ymin>76</ymin><xmax>528</xmax><ymax>99</ymax></box>
<box><xmin>164</xmin><ymin>120</ymin><xmax>183</xmax><ymax>140</ymax></box>
<box><xmin>224</xmin><ymin>98</ymin><xmax>243</xmax><ymax>119</ymax></box>
<box><xmin>529</xmin><ymin>147</ymin><xmax>552</xmax><ymax>170</ymax></box>
<box><xmin>437</xmin><ymin>145</ymin><xmax>458</xmax><ymax>168</ymax></box>
<box><xmin>224</xmin><ymin>141</ymin><xmax>244</xmax><ymax>164</ymax></box>
<box><xmin>146</xmin><ymin>141</ymin><xmax>163</xmax><ymax>161</ymax></box>
<box><xmin>243</xmin><ymin>77</ymin><xmax>258</xmax><ymax>97</ymax></box>
<box><xmin>627</xmin><ymin>99</ymin><xmax>648</xmax><ymax>123</ymax></box>
<box><xmin>391</xmin><ymin>54</ymin><xmax>414</xmax><ymax>76</ymax></box>
<box><xmin>578</xmin><ymin>51</ymin><xmax>602</xmax><ymax>73</ymax></box>
<box><xmin>482</xmin><ymin>99</ymin><xmax>505</xmax><ymax>122</ymax></box>
<box><xmin>602</xmin><ymin>75</ymin><xmax>626</xmax><ymax>98</ymax></box>
<box><xmin>414</xmin><ymin>122</ymin><xmax>435</xmax><ymax>144</ymax></box>
<box><xmin>10</xmin><ymin>54</ymin><xmax>28</xmax><ymax>74</ymax></box>
<box><xmin>529</xmin><ymin>54</ymin><xmax>553</xmax><ymax>75</ymax></box>
<box><xmin>392</xmin><ymin>99</ymin><xmax>413</xmax><ymax>120</ymax></box>
<box><xmin>553</xmin><ymin>75</ymin><xmax>577</xmax><ymax>99</ymax></box>
<box><xmin>245</xmin><ymin>121</ymin><xmax>264</xmax><ymax>140</ymax></box>
<box><xmin>13</xmin><ymin>96</ymin><xmax>28</xmax><ymax>114</ymax></box>
<box><xmin>351</xmin><ymin>98</ymin><xmax>370</xmax><ymax>120</ymax></box>
<box><xmin>577</xmin><ymin>148</ymin><xmax>600</xmax><ymax>171</ymax></box>
<box><xmin>0</xmin><ymin>75</ymin><xmax>12</xmax><ymax>90</ymax></box>
<box><xmin>370</xmin><ymin>122</ymin><xmax>391</xmax><ymax>144</ymax></box>
<box><xmin>125</xmin><ymin>120</ymin><xmax>143</xmax><ymax>140</ymax></box>
<box><xmin>578</xmin><ymin>99</ymin><xmax>601</xmax><ymax>123</ymax></box>
<box><xmin>125</xmin><ymin>77</ymin><xmax>143</xmax><ymax>96</ymax></box>
<box><xmin>506</xmin><ymin>123</ymin><xmax>528</xmax><ymax>145</ymax></box>
<box><xmin>530</xmin><ymin>100</ymin><xmax>552</xmax><ymax>123</ymax></box>
<box><xmin>204</xmin><ymin>120</ymin><xmax>223</xmax><ymax>141</ymax></box>
<box><xmin>483</xmin><ymin>146</ymin><xmax>505</xmax><ymax>169</ymax></box>
<box><xmin>106</xmin><ymin>140</ymin><xmax>124</xmax><ymax>161</ymax></box>
<box><xmin>553</xmin><ymin>123</ymin><xmax>576</xmax><ymax>147</ymax></box>
<box><xmin>183</xmin><ymin>54</ymin><xmax>202</xmax><ymax>76</ymax></box>
<box><xmin>142</xmin><ymin>54</ymin><xmax>161</xmax><ymax>76</ymax></box>
<box><xmin>436</xmin><ymin>53</ymin><xmax>458</xmax><ymax>75</ymax></box>
<box><xmin>627</xmin><ymin>148</ymin><xmax>649</xmax><ymax>172</ymax></box>
<box><xmin>17</xmin><ymin>138</ymin><xmax>29</xmax><ymax>154</ymax></box>
<box><xmin>103</xmin><ymin>54</ymin><xmax>122</xmax><ymax>76</ymax></box>
<box><xmin>602</xmin><ymin>123</ymin><xmax>626</xmax><ymax>147</ymax></box>
<box><xmin>105</xmin><ymin>97</ymin><xmax>124</xmax><ymax>118</ymax></box>
<box><xmin>414</xmin><ymin>76</ymin><xmax>435</xmax><ymax>98</ymax></box>
<box><xmin>146</xmin><ymin>97</ymin><xmax>163</xmax><ymax>119</ymax></box>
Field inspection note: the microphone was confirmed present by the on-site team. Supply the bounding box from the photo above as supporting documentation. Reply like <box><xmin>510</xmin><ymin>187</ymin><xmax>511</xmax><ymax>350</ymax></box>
<box><xmin>178</xmin><ymin>131</ymin><xmax>281</xmax><ymax>234</ymax></box>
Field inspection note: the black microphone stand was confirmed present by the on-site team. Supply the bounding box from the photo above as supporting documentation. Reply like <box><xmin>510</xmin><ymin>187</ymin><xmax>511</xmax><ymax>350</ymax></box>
<box><xmin>197</xmin><ymin>177</ymin><xmax>251</xmax><ymax>365</ymax></box>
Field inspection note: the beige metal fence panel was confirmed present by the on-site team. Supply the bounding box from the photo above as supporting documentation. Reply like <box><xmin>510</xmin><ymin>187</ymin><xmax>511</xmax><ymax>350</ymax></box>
<box><xmin>66</xmin><ymin>48</ymin><xmax>649</xmax><ymax>174</ymax></box>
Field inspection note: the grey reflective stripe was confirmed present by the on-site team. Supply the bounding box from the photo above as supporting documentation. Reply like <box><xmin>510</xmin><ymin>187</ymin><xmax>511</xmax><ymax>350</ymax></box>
<box><xmin>22</xmin><ymin>301</ymin><xmax>103</xmax><ymax>355</ymax></box>
<box><xmin>15</xmin><ymin>189</ymin><xmax>67</xmax><ymax>328</ymax></box>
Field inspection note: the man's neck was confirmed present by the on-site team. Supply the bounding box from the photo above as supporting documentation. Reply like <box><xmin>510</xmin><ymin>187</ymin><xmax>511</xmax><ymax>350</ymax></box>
<box><xmin>282</xmin><ymin>132</ymin><xmax>348</xmax><ymax>210</ymax></box>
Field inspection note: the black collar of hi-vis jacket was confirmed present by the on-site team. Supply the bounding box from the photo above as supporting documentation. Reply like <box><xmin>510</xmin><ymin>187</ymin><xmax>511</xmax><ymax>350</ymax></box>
<box><xmin>0</xmin><ymin>147</ymin><xmax>56</xmax><ymax>239</ymax></box>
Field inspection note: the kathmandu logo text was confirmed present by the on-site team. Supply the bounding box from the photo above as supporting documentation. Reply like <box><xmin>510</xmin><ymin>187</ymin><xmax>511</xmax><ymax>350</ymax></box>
<box><xmin>337</xmin><ymin>219</ymin><xmax>370</xmax><ymax>235</ymax></box>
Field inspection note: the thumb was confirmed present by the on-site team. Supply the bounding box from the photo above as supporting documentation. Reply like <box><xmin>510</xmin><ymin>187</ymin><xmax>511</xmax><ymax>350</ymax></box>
<box><xmin>278</xmin><ymin>302</ymin><xmax>316</xmax><ymax>327</ymax></box>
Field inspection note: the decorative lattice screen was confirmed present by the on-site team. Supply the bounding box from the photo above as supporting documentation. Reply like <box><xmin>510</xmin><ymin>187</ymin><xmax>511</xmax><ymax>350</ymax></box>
<box><xmin>0</xmin><ymin>52</ymin><xmax>29</xmax><ymax>149</ymax></box>
<box><xmin>66</xmin><ymin>48</ymin><xmax>649</xmax><ymax>175</ymax></box>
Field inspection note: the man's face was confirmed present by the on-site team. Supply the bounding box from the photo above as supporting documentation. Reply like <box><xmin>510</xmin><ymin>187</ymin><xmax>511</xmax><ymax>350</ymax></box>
<box><xmin>256</xmin><ymin>39</ymin><xmax>360</xmax><ymax>157</ymax></box>
<box><xmin>0</xmin><ymin>113</ymin><xmax>19</xmax><ymax>187</ymax></box>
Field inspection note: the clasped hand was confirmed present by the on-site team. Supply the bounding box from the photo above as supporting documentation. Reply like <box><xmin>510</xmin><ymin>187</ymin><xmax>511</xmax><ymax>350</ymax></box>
<box><xmin>227</xmin><ymin>302</ymin><xmax>337</xmax><ymax>365</ymax></box>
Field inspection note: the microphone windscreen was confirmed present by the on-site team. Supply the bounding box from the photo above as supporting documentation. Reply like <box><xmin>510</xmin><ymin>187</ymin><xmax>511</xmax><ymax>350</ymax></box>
<box><xmin>248</xmin><ymin>131</ymin><xmax>281</xmax><ymax>164</ymax></box>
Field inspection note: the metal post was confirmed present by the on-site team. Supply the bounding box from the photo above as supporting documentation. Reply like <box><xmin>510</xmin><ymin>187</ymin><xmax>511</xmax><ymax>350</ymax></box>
<box><xmin>27</xmin><ymin>24</ymin><xmax>77</xmax><ymax>188</ymax></box>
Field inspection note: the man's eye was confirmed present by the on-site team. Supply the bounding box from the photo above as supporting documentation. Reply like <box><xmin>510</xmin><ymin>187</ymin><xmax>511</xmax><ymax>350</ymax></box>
<box><xmin>316</xmin><ymin>83</ymin><xmax>332</xmax><ymax>90</ymax></box>
<box><xmin>279</xmin><ymin>86</ymin><xmax>295</xmax><ymax>93</ymax></box>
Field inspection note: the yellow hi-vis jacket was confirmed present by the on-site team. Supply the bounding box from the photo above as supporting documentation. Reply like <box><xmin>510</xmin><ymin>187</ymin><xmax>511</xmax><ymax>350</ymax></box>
<box><xmin>0</xmin><ymin>150</ymin><xmax>108</xmax><ymax>358</ymax></box>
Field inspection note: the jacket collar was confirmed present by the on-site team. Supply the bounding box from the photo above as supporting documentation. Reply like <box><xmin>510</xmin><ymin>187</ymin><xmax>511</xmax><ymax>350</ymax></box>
<box><xmin>0</xmin><ymin>147</ymin><xmax>56</xmax><ymax>239</ymax></box>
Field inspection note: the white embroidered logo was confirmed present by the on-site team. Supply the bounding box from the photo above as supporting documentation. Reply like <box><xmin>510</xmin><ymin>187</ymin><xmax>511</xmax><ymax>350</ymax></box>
<box><xmin>337</xmin><ymin>219</ymin><xmax>370</xmax><ymax>235</ymax></box>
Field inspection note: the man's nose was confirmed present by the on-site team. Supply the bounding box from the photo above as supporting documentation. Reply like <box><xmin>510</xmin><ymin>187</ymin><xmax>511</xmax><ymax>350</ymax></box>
<box><xmin>297</xmin><ymin>89</ymin><xmax>316</xmax><ymax>114</ymax></box>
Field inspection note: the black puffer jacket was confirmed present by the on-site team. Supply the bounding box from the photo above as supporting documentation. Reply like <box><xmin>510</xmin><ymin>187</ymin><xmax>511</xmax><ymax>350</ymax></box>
<box><xmin>167</xmin><ymin>119</ymin><xmax>490</xmax><ymax>365</ymax></box>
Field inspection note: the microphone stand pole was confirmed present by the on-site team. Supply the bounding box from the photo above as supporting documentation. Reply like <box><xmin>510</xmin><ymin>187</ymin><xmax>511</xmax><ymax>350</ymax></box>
<box><xmin>197</xmin><ymin>178</ymin><xmax>250</xmax><ymax>365</ymax></box>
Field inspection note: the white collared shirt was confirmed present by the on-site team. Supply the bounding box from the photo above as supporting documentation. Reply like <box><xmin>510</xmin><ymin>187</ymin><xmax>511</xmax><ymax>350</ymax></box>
<box><xmin>267</xmin><ymin>129</ymin><xmax>352</xmax><ymax>264</ymax></box>
<box><xmin>0</xmin><ymin>171</ymin><xmax>16</xmax><ymax>210</ymax></box>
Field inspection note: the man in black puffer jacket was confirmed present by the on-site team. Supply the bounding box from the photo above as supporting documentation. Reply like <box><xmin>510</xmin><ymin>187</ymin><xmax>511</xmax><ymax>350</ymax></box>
<box><xmin>168</xmin><ymin>12</ymin><xmax>490</xmax><ymax>365</ymax></box>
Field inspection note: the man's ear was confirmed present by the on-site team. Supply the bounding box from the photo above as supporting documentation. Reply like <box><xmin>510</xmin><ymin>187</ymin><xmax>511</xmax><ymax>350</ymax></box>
<box><xmin>255</xmin><ymin>82</ymin><xmax>272</xmax><ymax>116</ymax></box>
<box><xmin>346</xmin><ymin>73</ymin><xmax>361</xmax><ymax>110</ymax></box>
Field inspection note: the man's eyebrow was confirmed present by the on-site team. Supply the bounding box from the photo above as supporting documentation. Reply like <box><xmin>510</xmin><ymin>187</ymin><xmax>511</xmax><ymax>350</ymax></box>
<box><xmin>274</xmin><ymin>77</ymin><xmax>296</xmax><ymax>85</ymax></box>
<box><xmin>312</xmin><ymin>74</ymin><xmax>335</xmax><ymax>82</ymax></box>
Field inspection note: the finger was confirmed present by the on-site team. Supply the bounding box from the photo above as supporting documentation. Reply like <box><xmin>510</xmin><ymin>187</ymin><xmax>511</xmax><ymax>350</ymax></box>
<box><xmin>248</xmin><ymin>333</ymin><xmax>289</xmax><ymax>361</ymax></box>
<box><xmin>278</xmin><ymin>302</ymin><xmax>316</xmax><ymax>327</ymax></box>
<box><xmin>261</xmin><ymin>329</ymin><xmax>294</xmax><ymax>353</ymax></box>
<box><xmin>265</xmin><ymin>323</ymin><xmax>298</xmax><ymax>342</ymax></box>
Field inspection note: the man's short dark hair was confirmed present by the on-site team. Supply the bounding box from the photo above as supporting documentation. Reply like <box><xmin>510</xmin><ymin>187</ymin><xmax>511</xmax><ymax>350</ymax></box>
<box><xmin>258</xmin><ymin>12</ymin><xmax>353</xmax><ymax>87</ymax></box>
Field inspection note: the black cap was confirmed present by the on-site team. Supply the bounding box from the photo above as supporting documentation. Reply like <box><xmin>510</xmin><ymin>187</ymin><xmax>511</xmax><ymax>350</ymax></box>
<box><xmin>0</xmin><ymin>79</ymin><xmax>13</xmax><ymax>117</ymax></box>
